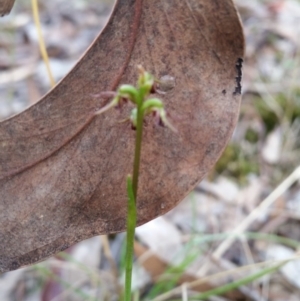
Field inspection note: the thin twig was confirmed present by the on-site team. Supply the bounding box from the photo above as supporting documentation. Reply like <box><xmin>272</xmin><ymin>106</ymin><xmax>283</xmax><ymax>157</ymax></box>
<box><xmin>197</xmin><ymin>165</ymin><xmax>300</xmax><ymax>276</ymax></box>
<box><xmin>152</xmin><ymin>254</ymin><xmax>300</xmax><ymax>301</ymax></box>
<box><xmin>100</xmin><ymin>235</ymin><xmax>119</xmax><ymax>278</ymax></box>
<box><xmin>181</xmin><ymin>283</ymin><xmax>188</xmax><ymax>301</ymax></box>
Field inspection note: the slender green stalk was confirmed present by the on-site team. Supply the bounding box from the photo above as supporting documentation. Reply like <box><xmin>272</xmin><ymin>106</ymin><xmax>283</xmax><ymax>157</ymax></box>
<box><xmin>131</xmin><ymin>103</ymin><xmax>144</xmax><ymax>198</ymax></box>
<box><xmin>124</xmin><ymin>176</ymin><xmax>137</xmax><ymax>301</ymax></box>
<box><xmin>124</xmin><ymin>97</ymin><xmax>145</xmax><ymax>301</ymax></box>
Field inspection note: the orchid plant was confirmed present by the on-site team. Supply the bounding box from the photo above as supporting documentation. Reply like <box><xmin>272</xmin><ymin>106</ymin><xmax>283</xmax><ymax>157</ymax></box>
<box><xmin>95</xmin><ymin>66</ymin><xmax>176</xmax><ymax>301</ymax></box>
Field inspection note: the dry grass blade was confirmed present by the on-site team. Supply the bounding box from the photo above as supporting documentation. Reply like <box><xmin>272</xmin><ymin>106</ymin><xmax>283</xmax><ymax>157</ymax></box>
<box><xmin>197</xmin><ymin>165</ymin><xmax>300</xmax><ymax>276</ymax></box>
<box><xmin>31</xmin><ymin>0</ymin><xmax>55</xmax><ymax>87</ymax></box>
<box><xmin>152</xmin><ymin>254</ymin><xmax>300</xmax><ymax>301</ymax></box>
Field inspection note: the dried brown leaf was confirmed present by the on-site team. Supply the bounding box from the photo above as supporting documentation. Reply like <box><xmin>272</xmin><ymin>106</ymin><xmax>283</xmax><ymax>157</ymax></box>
<box><xmin>0</xmin><ymin>0</ymin><xmax>244</xmax><ymax>272</ymax></box>
<box><xmin>0</xmin><ymin>0</ymin><xmax>15</xmax><ymax>16</ymax></box>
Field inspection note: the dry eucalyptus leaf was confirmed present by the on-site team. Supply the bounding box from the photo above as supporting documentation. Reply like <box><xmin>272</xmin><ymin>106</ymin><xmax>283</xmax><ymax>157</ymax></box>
<box><xmin>0</xmin><ymin>0</ymin><xmax>244</xmax><ymax>272</ymax></box>
<box><xmin>0</xmin><ymin>0</ymin><xmax>15</xmax><ymax>16</ymax></box>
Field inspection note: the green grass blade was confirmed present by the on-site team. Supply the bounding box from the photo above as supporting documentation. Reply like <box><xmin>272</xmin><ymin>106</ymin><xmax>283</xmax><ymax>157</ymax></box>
<box><xmin>173</xmin><ymin>261</ymin><xmax>287</xmax><ymax>301</ymax></box>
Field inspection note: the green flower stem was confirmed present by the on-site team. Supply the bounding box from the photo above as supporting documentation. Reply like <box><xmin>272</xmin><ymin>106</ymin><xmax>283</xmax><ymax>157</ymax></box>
<box><xmin>132</xmin><ymin>104</ymin><xmax>144</xmax><ymax>197</ymax></box>
<box><xmin>124</xmin><ymin>176</ymin><xmax>137</xmax><ymax>301</ymax></box>
<box><xmin>94</xmin><ymin>67</ymin><xmax>165</xmax><ymax>301</ymax></box>
<box><xmin>124</xmin><ymin>101</ymin><xmax>145</xmax><ymax>301</ymax></box>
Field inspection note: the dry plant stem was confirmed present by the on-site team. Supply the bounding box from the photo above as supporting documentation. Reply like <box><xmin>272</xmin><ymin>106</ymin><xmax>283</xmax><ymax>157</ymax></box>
<box><xmin>31</xmin><ymin>0</ymin><xmax>55</xmax><ymax>87</ymax></box>
<box><xmin>197</xmin><ymin>165</ymin><xmax>300</xmax><ymax>276</ymax></box>
<box><xmin>100</xmin><ymin>235</ymin><xmax>118</xmax><ymax>278</ymax></box>
<box><xmin>173</xmin><ymin>262</ymin><xmax>287</xmax><ymax>301</ymax></box>
<box><xmin>210</xmin><ymin>256</ymin><xmax>267</xmax><ymax>301</ymax></box>
<box><xmin>152</xmin><ymin>251</ymin><xmax>300</xmax><ymax>301</ymax></box>
<box><xmin>181</xmin><ymin>283</ymin><xmax>188</xmax><ymax>301</ymax></box>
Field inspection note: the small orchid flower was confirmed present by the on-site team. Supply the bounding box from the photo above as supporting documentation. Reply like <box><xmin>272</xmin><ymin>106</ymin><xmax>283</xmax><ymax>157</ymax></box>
<box><xmin>94</xmin><ymin>66</ymin><xmax>177</xmax><ymax>132</ymax></box>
